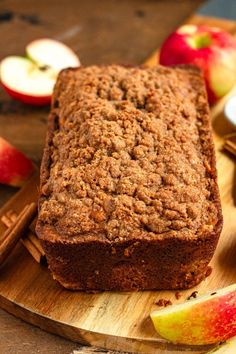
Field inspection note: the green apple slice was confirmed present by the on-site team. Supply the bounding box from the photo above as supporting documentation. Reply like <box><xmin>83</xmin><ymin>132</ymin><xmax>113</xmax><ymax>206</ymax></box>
<box><xmin>26</xmin><ymin>38</ymin><xmax>80</xmax><ymax>73</ymax></box>
<box><xmin>150</xmin><ymin>284</ymin><xmax>236</xmax><ymax>345</ymax></box>
<box><xmin>0</xmin><ymin>56</ymin><xmax>55</xmax><ymax>96</ymax></box>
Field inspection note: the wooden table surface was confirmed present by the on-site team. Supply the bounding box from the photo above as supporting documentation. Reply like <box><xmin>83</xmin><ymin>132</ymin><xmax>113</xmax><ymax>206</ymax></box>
<box><xmin>0</xmin><ymin>1</ymin><xmax>204</xmax><ymax>353</ymax></box>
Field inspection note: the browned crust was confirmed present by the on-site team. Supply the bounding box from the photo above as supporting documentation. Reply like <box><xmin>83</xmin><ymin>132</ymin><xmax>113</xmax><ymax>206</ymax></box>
<box><xmin>37</xmin><ymin>220</ymin><xmax>222</xmax><ymax>290</ymax></box>
<box><xmin>36</xmin><ymin>64</ymin><xmax>223</xmax><ymax>291</ymax></box>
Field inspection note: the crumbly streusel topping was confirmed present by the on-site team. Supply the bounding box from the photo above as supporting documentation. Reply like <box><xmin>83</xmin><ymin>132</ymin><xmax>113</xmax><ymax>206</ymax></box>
<box><xmin>39</xmin><ymin>65</ymin><xmax>219</xmax><ymax>240</ymax></box>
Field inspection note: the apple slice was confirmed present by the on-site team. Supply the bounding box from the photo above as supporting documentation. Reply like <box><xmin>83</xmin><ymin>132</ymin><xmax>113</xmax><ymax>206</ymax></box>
<box><xmin>0</xmin><ymin>137</ymin><xmax>34</xmax><ymax>187</ymax></box>
<box><xmin>206</xmin><ymin>336</ymin><xmax>236</xmax><ymax>353</ymax></box>
<box><xmin>150</xmin><ymin>284</ymin><xmax>236</xmax><ymax>345</ymax></box>
<box><xmin>0</xmin><ymin>39</ymin><xmax>80</xmax><ymax>105</ymax></box>
<box><xmin>26</xmin><ymin>38</ymin><xmax>80</xmax><ymax>73</ymax></box>
<box><xmin>0</xmin><ymin>56</ymin><xmax>55</xmax><ymax>105</ymax></box>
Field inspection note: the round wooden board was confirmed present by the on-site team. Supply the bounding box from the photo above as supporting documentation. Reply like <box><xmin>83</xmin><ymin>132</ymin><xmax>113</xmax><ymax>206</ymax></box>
<box><xmin>1</xmin><ymin>14</ymin><xmax>236</xmax><ymax>354</ymax></box>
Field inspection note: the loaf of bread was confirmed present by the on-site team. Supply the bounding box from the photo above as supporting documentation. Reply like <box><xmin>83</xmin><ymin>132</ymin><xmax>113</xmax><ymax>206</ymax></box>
<box><xmin>36</xmin><ymin>64</ymin><xmax>223</xmax><ymax>291</ymax></box>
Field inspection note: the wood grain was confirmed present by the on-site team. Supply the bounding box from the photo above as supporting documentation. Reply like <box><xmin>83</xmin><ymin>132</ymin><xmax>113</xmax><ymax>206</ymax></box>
<box><xmin>0</xmin><ymin>307</ymin><xmax>78</xmax><ymax>354</ymax></box>
<box><xmin>1</xmin><ymin>11</ymin><xmax>236</xmax><ymax>354</ymax></box>
<box><xmin>0</xmin><ymin>202</ymin><xmax>36</xmax><ymax>265</ymax></box>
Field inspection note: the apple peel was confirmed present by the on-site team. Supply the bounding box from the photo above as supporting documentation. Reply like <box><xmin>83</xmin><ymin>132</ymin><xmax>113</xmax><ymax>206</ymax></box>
<box><xmin>0</xmin><ymin>137</ymin><xmax>34</xmax><ymax>187</ymax></box>
<box><xmin>150</xmin><ymin>284</ymin><xmax>236</xmax><ymax>345</ymax></box>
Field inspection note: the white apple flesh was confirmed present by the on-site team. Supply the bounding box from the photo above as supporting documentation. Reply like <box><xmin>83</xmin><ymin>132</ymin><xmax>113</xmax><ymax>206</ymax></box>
<box><xmin>26</xmin><ymin>38</ymin><xmax>80</xmax><ymax>73</ymax></box>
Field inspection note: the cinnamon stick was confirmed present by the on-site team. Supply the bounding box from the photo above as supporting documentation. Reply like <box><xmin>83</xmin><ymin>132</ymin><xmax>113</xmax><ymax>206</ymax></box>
<box><xmin>224</xmin><ymin>133</ymin><xmax>236</xmax><ymax>157</ymax></box>
<box><xmin>3</xmin><ymin>210</ymin><xmax>45</xmax><ymax>262</ymax></box>
<box><xmin>1</xmin><ymin>213</ymin><xmax>45</xmax><ymax>264</ymax></box>
<box><xmin>0</xmin><ymin>203</ymin><xmax>37</xmax><ymax>266</ymax></box>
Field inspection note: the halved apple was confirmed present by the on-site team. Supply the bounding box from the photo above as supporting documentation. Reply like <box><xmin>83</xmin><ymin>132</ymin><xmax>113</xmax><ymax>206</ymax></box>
<box><xmin>26</xmin><ymin>38</ymin><xmax>80</xmax><ymax>73</ymax></box>
<box><xmin>0</xmin><ymin>39</ymin><xmax>80</xmax><ymax>105</ymax></box>
<box><xmin>0</xmin><ymin>137</ymin><xmax>34</xmax><ymax>187</ymax></box>
<box><xmin>0</xmin><ymin>56</ymin><xmax>54</xmax><ymax>105</ymax></box>
<box><xmin>150</xmin><ymin>284</ymin><xmax>236</xmax><ymax>345</ymax></box>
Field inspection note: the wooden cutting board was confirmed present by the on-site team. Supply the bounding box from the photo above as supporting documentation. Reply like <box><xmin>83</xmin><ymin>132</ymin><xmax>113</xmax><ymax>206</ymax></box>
<box><xmin>1</xmin><ymin>14</ymin><xmax>236</xmax><ymax>354</ymax></box>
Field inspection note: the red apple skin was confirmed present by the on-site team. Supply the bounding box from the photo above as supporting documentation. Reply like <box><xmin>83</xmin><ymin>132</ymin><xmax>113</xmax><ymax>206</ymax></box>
<box><xmin>0</xmin><ymin>137</ymin><xmax>34</xmax><ymax>187</ymax></box>
<box><xmin>1</xmin><ymin>82</ymin><xmax>51</xmax><ymax>106</ymax></box>
<box><xmin>159</xmin><ymin>25</ymin><xmax>236</xmax><ymax>104</ymax></box>
<box><xmin>151</xmin><ymin>285</ymin><xmax>236</xmax><ymax>345</ymax></box>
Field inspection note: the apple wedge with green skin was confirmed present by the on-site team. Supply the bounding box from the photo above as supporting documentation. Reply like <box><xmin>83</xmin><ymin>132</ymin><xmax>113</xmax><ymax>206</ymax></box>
<box><xmin>26</xmin><ymin>38</ymin><xmax>80</xmax><ymax>73</ymax></box>
<box><xmin>206</xmin><ymin>336</ymin><xmax>236</xmax><ymax>353</ymax></box>
<box><xmin>0</xmin><ymin>137</ymin><xmax>34</xmax><ymax>187</ymax></box>
<box><xmin>150</xmin><ymin>284</ymin><xmax>236</xmax><ymax>345</ymax></box>
<box><xmin>0</xmin><ymin>39</ymin><xmax>80</xmax><ymax>105</ymax></box>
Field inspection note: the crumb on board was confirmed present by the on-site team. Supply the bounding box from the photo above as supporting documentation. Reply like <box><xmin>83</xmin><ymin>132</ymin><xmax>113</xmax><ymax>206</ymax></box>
<box><xmin>155</xmin><ymin>298</ymin><xmax>172</xmax><ymax>307</ymax></box>
<box><xmin>175</xmin><ymin>291</ymin><xmax>182</xmax><ymax>300</ymax></box>
<box><xmin>206</xmin><ymin>266</ymin><xmax>212</xmax><ymax>277</ymax></box>
<box><xmin>187</xmin><ymin>291</ymin><xmax>198</xmax><ymax>300</ymax></box>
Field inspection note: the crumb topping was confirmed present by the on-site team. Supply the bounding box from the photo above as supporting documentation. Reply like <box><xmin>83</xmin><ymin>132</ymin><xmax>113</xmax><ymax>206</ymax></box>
<box><xmin>39</xmin><ymin>65</ymin><xmax>219</xmax><ymax>240</ymax></box>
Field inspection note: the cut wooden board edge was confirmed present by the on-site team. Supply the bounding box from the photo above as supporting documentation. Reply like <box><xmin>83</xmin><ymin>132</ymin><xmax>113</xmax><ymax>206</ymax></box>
<box><xmin>0</xmin><ymin>294</ymin><xmax>214</xmax><ymax>354</ymax></box>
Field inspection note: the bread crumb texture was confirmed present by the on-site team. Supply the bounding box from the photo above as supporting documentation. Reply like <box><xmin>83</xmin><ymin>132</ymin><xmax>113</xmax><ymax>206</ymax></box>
<box><xmin>39</xmin><ymin>65</ymin><xmax>219</xmax><ymax>241</ymax></box>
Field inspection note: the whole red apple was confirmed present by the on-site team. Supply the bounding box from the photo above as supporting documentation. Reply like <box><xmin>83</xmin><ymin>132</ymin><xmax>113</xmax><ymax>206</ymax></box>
<box><xmin>159</xmin><ymin>25</ymin><xmax>236</xmax><ymax>104</ymax></box>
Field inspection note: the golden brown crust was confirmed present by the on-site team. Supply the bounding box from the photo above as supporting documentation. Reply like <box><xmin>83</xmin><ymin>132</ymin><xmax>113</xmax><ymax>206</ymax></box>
<box><xmin>36</xmin><ymin>64</ymin><xmax>223</xmax><ymax>291</ymax></box>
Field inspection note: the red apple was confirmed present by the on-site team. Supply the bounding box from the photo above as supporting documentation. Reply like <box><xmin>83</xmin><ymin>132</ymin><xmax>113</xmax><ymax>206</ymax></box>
<box><xmin>0</xmin><ymin>137</ymin><xmax>34</xmax><ymax>187</ymax></box>
<box><xmin>150</xmin><ymin>283</ymin><xmax>236</xmax><ymax>345</ymax></box>
<box><xmin>0</xmin><ymin>39</ymin><xmax>80</xmax><ymax>106</ymax></box>
<box><xmin>159</xmin><ymin>25</ymin><xmax>236</xmax><ymax>104</ymax></box>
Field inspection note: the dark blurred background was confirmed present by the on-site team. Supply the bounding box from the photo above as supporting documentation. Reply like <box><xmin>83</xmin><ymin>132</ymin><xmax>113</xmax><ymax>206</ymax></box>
<box><xmin>0</xmin><ymin>0</ymin><xmax>204</xmax><ymax>65</ymax></box>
